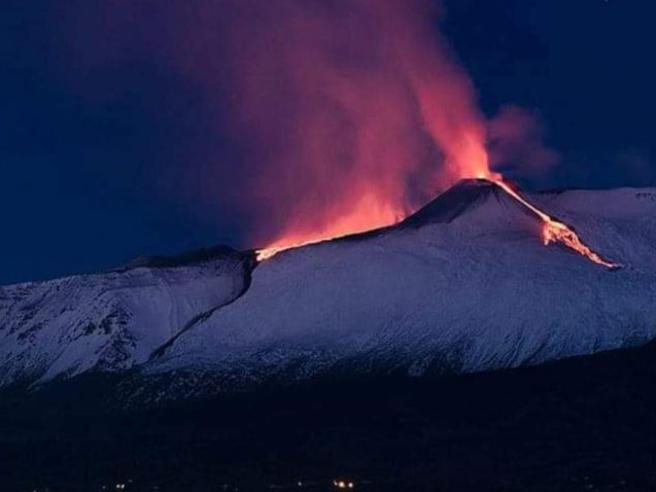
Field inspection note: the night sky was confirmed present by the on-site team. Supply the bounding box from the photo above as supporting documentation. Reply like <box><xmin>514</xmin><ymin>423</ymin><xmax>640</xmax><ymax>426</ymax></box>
<box><xmin>1</xmin><ymin>0</ymin><xmax>654</xmax><ymax>285</ymax></box>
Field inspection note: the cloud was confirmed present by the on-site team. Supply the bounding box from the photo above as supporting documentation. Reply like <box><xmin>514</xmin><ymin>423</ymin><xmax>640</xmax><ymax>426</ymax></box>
<box><xmin>487</xmin><ymin>105</ymin><xmax>560</xmax><ymax>179</ymax></box>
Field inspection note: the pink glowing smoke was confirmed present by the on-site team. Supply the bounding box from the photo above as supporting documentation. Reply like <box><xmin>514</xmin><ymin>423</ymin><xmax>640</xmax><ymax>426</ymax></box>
<box><xmin>217</xmin><ymin>0</ymin><xmax>493</xmax><ymax>248</ymax></box>
<box><xmin>59</xmin><ymin>0</ymin><xmax>558</xmax><ymax>249</ymax></box>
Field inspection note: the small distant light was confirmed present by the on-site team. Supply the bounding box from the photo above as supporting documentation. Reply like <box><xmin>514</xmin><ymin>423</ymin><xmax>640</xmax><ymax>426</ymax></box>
<box><xmin>297</xmin><ymin>481</ymin><xmax>303</xmax><ymax>487</ymax></box>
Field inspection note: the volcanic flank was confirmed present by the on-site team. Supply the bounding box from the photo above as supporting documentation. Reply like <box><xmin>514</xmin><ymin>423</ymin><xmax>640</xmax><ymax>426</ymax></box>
<box><xmin>1</xmin><ymin>180</ymin><xmax>654</xmax><ymax>397</ymax></box>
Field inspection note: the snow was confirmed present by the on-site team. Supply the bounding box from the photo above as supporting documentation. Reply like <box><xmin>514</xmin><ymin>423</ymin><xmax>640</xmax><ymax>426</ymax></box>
<box><xmin>2</xmin><ymin>181</ymin><xmax>656</xmax><ymax>393</ymax></box>
<box><xmin>0</xmin><ymin>250</ymin><xmax>250</xmax><ymax>386</ymax></box>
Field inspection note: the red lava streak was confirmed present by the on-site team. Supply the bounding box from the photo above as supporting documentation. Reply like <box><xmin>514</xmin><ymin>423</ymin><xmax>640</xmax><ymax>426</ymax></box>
<box><xmin>492</xmin><ymin>180</ymin><xmax>620</xmax><ymax>269</ymax></box>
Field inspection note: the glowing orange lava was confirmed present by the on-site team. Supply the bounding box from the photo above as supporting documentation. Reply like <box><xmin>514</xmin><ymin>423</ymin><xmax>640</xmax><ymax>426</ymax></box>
<box><xmin>491</xmin><ymin>179</ymin><xmax>619</xmax><ymax>269</ymax></box>
<box><xmin>255</xmin><ymin>194</ymin><xmax>405</xmax><ymax>261</ymax></box>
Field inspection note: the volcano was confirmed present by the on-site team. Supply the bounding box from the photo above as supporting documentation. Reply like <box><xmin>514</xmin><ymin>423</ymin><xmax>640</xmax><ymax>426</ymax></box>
<box><xmin>1</xmin><ymin>180</ymin><xmax>656</xmax><ymax>398</ymax></box>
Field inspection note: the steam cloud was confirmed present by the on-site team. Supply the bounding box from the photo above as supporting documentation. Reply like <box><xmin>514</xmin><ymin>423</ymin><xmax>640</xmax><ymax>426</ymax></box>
<box><xmin>61</xmin><ymin>0</ymin><xmax>558</xmax><ymax>249</ymax></box>
<box><xmin>488</xmin><ymin>106</ymin><xmax>560</xmax><ymax>179</ymax></box>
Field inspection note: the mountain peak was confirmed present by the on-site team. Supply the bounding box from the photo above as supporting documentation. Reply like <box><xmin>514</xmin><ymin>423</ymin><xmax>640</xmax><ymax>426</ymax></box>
<box><xmin>453</xmin><ymin>177</ymin><xmax>498</xmax><ymax>188</ymax></box>
<box><xmin>401</xmin><ymin>178</ymin><xmax>528</xmax><ymax>227</ymax></box>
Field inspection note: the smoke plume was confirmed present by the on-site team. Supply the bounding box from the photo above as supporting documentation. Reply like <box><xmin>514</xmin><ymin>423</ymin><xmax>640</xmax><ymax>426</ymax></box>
<box><xmin>60</xmin><ymin>0</ymin><xmax>557</xmax><ymax>249</ymax></box>
<box><xmin>215</xmin><ymin>0</ymin><xmax>496</xmax><ymax>248</ymax></box>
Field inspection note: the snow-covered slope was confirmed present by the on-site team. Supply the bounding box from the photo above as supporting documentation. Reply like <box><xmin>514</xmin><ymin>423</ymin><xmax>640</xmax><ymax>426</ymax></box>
<box><xmin>2</xmin><ymin>180</ymin><xmax>656</xmax><ymax>394</ymax></box>
<box><xmin>143</xmin><ymin>180</ymin><xmax>656</xmax><ymax>393</ymax></box>
<box><xmin>0</xmin><ymin>247</ymin><xmax>252</xmax><ymax>387</ymax></box>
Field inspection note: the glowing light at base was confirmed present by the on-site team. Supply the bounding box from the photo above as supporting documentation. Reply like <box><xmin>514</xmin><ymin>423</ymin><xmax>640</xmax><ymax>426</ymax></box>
<box><xmin>254</xmin><ymin>217</ymin><xmax>403</xmax><ymax>261</ymax></box>
<box><xmin>255</xmin><ymin>193</ymin><xmax>406</xmax><ymax>261</ymax></box>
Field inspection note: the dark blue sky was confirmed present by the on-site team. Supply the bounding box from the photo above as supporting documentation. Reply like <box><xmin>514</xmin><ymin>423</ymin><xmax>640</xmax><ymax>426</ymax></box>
<box><xmin>1</xmin><ymin>0</ymin><xmax>654</xmax><ymax>285</ymax></box>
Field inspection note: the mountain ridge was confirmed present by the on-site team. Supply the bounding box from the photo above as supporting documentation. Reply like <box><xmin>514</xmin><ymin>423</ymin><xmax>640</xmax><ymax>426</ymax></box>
<box><xmin>1</xmin><ymin>180</ymin><xmax>655</xmax><ymax>396</ymax></box>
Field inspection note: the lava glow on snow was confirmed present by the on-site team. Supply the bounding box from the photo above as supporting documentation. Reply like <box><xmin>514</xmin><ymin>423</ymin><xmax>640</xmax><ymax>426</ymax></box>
<box><xmin>492</xmin><ymin>179</ymin><xmax>619</xmax><ymax>269</ymax></box>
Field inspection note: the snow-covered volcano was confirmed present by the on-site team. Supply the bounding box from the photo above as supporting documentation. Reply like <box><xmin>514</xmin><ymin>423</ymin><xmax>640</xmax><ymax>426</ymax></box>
<box><xmin>2</xmin><ymin>180</ymin><xmax>656</xmax><ymax>395</ymax></box>
<box><xmin>0</xmin><ymin>246</ymin><xmax>254</xmax><ymax>387</ymax></box>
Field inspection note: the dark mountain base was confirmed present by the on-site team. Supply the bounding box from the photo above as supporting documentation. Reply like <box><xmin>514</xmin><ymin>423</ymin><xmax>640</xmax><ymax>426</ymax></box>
<box><xmin>2</xmin><ymin>342</ymin><xmax>656</xmax><ymax>492</ymax></box>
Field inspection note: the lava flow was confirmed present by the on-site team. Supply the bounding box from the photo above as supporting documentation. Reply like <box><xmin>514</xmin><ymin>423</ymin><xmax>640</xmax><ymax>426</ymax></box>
<box><xmin>490</xmin><ymin>179</ymin><xmax>620</xmax><ymax>269</ymax></box>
